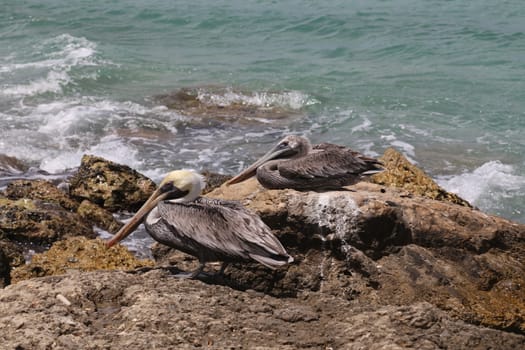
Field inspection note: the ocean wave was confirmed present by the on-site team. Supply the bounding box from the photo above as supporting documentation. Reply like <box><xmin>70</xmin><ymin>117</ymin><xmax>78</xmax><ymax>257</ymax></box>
<box><xmin>437</xmin><ymin>160</ymin><xmax>525</xmax><ymax>207</ymax></box>
<box><xmin>0</xmin><ymin>34</ymin><xmax>104</xmax><ymax>97</ymax></box>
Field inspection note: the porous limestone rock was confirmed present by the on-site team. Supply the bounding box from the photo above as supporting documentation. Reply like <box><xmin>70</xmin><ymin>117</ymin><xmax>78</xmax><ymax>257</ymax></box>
<box><xmin>68</xmin><ymin>155</ymin><xmax>156</xmax><ymax>212</ymax></box>
<box><xmin>208</xmin><ymin>178</ymin><xmax>525</xmax><ymax>332</ymax></box>
<box><xmin>0</xmin><ymin>270</ymin><xmax>523</xmax><ymax>349</ymax></box>
<box><xmin>10</xmin><ymin>236</ymin><xmax>153</xmax><ymax>283</ymax></box>
<box><xmin>0</xmin><ymin>197</ymin><xmax>95</xmax><ymax>244</ymax></box>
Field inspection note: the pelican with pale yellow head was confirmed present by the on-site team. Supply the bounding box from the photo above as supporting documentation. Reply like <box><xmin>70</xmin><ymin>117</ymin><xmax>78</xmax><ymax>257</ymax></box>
<box><xmin>107</xmin><ymin>169</ymin><xmax>293</xmax><ymax>278</ymax></box>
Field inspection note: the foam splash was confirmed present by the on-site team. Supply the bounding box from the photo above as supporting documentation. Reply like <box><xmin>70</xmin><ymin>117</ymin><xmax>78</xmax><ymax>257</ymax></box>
<box><xmin>39</xmin><ymin>135</ymin><xmax>142</xmax><ymax>174</ymax></box>
<box><xmin>196</xmin><ymin>88</ymin><xmax>318</xmax><ymax>110</ymax></box>
<box><xmin>437</xmin><ymin>161</ymin><xmax>525</xmax><ymax>208</ymax></box>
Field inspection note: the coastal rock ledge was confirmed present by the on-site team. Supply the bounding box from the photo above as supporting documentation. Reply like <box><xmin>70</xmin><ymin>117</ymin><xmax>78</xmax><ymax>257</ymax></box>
<box><xmin>0</xmin><ymin>149</ymin><xmax>524</xmax><ymax>349</ymax></box>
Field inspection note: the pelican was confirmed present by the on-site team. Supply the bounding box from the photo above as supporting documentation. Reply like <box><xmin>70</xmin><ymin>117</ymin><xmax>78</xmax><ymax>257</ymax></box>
<box><xmin>107</xmin><ymin>170</ymin><xmax>293</xmax><ymax>278</ymax></box>
<box><xmin>226</xmin><ymin>135</ymin><xmax>383</xmax><ymax>190</ymax></box>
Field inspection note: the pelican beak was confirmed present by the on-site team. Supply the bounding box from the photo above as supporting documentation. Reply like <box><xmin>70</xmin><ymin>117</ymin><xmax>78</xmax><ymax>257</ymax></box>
<box><xmin>226</xmin><ymin>143</ymin><xmax>293</xmax><ymax>185</ymax></box>
<box><xmin>106</xmin><ymin>188</ymin><xmax>169</xmax><ymax>247</ymax></box>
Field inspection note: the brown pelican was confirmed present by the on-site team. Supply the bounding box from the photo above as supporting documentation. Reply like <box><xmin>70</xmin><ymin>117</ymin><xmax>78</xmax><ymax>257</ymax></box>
<box><xmin>107</xmin><ymin>170</ymin><xmax>293</xmax><ymax>278</ymax></box>
<box><xmin>226</xmin><ymin>135</ymin><xmax>383</xmax><ymax>190</ymax></box>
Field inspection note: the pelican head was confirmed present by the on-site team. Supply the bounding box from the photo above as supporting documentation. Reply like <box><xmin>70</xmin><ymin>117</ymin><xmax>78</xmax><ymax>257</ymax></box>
<box><xmin>226</xmin><ymin>135</ymin><xmax>312</xmax><ymax>185</ymax></box>
<box><xmin>106</xmin><ymin>170</ymin><xmax>205</xmax><ymax>247</ymax></box>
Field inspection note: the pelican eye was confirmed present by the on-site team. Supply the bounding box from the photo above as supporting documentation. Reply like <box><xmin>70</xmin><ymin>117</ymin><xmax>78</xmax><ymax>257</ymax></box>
<box><xmin>279</xmin><ymin>141</ymin><xmax>289</xmax><ymax>148</ymax></box>
<box><xmin>159</xmin><ymin>182</ymin><xmax>189</xmax><ymax>199</ymax></box>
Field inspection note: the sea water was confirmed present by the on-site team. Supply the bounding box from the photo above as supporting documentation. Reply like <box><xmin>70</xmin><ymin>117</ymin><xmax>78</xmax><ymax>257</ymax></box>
<box><xmin>1</xmin><ymin>1</ymin><xmax>524</xmax><ymax>236</ymax></box>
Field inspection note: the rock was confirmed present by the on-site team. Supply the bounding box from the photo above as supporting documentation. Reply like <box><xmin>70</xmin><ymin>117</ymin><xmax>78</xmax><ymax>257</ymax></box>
<box><xmin>0</xmin><ymin>270</ymin><xmax>523</xmax><ymax>349</ymax></box>
<box><xmin>0</xmin><ymin>240</ymin><xmax>25</xmax><ymax>288</ymax></box>
<box><xmin>372</xmin><ymin>148</ymin><xmax>471</xmax><ymax>207</ymax></box>
<box><xmin>5</xmin><ymin>179</ymin><xmax>79</xmax><ymax>211</ymax></box>
<box><xmin>69</xmin><ymin>155</ymin><xmax>157</xmax><ymax>212</ymax></box>
<box><xmin>10</xmin><ymin>236</ymin><xmax>153</xmax><ymax>283</ymax></box>
<box><xmin>201</xmin><ymin>170</ymin><xmax>232</xmax><ymax>194</ymax></box>
<box><xmin>76</xmin><ymin>200</ymin><xmax>122</xmax><ymax>234</ymax></box>
<box><xmin>0</xmin><ymin>153</ymin><xmax>28</xmax><ymax>176</ymax></box>
<box><xmin>0</xmin><ymin>197</ymin><xmax>95</xmax><ymax>244</ymax></box>
<box><xmin>208</xmin><ymin>179</ymin><xmax>525</xmax><ymax>332</ymax></box>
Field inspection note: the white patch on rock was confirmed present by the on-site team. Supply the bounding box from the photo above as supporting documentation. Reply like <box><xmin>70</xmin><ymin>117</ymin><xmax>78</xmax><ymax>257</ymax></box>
<box><xmin>288</xmin><ymin>191</ymin><xmax>361</xmax><ymax>240</ymax></box>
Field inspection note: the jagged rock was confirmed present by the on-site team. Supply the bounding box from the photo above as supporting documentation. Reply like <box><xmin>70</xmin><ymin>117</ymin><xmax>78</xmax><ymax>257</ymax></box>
<box><xmin>372</xmin><ymin>148</ymin><xmax>471</xmax><ymax>206</ymax></box>
<box><xmin>0</xmin><ymin>240</ymin><xmax>24</xmax><ymax>288</ymax></box>
<box><xmin>5</xmin><ymin>179</ymin><xmax>79</xmax><ymax>211</ymax></box>
<box><xmin>10</xmin><ymin>236</ymin><xmax>153</xmax><ymax>283</ymax></box>
<box><xmin>201</xmin><ymin>170</ymin><xmax>232</xmax><ymax>194</ymax></box>
<box><xmin>0</xmin><ymin>270</ymin><xmax>523</xmax><ymax>349</ymax></box>
<box><xmin>208</xmin><ymin>179</ymin><xmax>525</xmax><ymax>332</ymax></box>
<box><xmin>0</xmin><ymin>197</ymin><xmax>95</xmax><ymax>244</ymax></box>
<box><xmin>76</xmin><ymin>200</ymin><xmax>122</xmax><ymax>234</ymax></box>
<box><xmin>68</xmin><ymin>155</ymin><xmax>156</xmax><ymax>212</ymax></box>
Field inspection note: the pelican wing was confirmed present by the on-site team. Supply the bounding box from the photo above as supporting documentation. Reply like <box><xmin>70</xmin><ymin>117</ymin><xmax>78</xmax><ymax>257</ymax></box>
<box><xmin>278</xmin><ymin>143</ymin><xmax>381</xmax><ymax>180</ymax></box>
<box><xmin>156</xmin><ymin>197</ymin><xmax>290</xmax><ymax>267</ymax></box>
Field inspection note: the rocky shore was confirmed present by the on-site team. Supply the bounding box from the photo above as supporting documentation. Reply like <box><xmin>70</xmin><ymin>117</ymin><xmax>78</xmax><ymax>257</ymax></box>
<box><xmin>1</xmin><ymin>150</ymin><xmax>524</xmax><ymax>349</ymax></box>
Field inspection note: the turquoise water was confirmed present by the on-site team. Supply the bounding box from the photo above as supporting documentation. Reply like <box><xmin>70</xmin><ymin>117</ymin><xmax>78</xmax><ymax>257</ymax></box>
<box><xmin>1</xmin><ymin>0</ymin><xmax>524</xmax><ymax>223</ymax></box>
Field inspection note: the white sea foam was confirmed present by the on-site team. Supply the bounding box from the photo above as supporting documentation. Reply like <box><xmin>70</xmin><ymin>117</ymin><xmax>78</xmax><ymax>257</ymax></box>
<box><xmin>437</xmin><ymin>161</ymin><xmax>525</xmax><ymax>206</ymax></box>
<box><xmin>196</xmin><ymin>88</ymin><xmax>318</xmax><ymax>110</ymax></box>
<box><xmin>39</xmin><ymin>135</ymin><xmax>142</xmax><ymax>173</ymax></box>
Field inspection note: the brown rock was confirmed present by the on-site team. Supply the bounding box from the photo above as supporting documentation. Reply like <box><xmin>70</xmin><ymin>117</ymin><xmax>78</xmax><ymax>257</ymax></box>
<box><xmin>10</xmin><ymin>236</ymin><xmax>153</xmax><ymax>283</ymax></box>
<box><xmin>372</xmin><ymin>147</ymin><xmax>471</xmax><ymax>206</ymax></box>
<box><xmin>208</xmin><ymin>178</ymin><xmax>525</xmax><ymax>332</ymax></box>
<box><xmin>76</xmin><ymin>200</ymin><xmax>122</xmax><ymax>234</ymax></box>
<box><xmin>0</xmin><ymin>271</ymin><xmax>523</xmax><ymax>349</ymax></box>
<box><xmin>69</xmin><ymin>155</ymin><xmax>157</xmax><ymax>212</ymax></box>
<box><xmin>5</xmin><ymin>179</ymin><xmax>79</xmax><ymax>211</ymax></box>
<box><xmin>201</xmin><ymin>170</ymin><xmax>232</xmax><ymax>194</ymax></box>
<box><xmin>0</xmin><ymin>240</ymin><xmax>24</xmax><ymax>287</ymax></box>
<box><xmin>0</xmin><ymin>198</ymin><xmax>95</xmax><ymax>244</ymax></box>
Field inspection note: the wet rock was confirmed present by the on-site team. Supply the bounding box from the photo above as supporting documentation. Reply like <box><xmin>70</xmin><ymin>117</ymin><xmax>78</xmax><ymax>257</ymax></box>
<box><xmin>76</xmin><ymin>200</ymin><xmax>122</xmax><ymax>234</ymax></box>
<box><xmin>69</xmin><ymin>155</ymin><xmax>157</xmax><ymax>212</ymax></box>
<box><xmin>0</xmin><ymin>271</ymin><xmax>523</xmax><ymax>349</ymax></box>
<box><xmin>372</xmin><ymin>147</ymin><xmax>471</xmax><ymax>207</ymax></box>
<box><xmin>0</xmin><ymin>197</ymin><xmax>95</xmax><ymax>244</ymax></box>
<box><xmin>0</xmin><ymin>154</ymin><xmax>28</xmax><ymax>176</ymax></box>
<box><xmin>5</xmin><ymin>179</ymin><xmax>79</xmax><ymax>211</ymax></box>
<box><xmin>10</xmin><ymin>236</ymin><xmax>153</xmax><ymax>283</ymax></box>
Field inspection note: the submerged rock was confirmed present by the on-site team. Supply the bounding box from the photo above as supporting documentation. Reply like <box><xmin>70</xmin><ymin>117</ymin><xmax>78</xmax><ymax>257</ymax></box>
<box><xmin>156</xmin><ymin>86</ymin><xmax>304</xmax><ymax>125</ymax></box>
<box><xmin>10</xmin><ymin>236</ymin><xmax>153</xmax><ymax>283</ymax></box>
<box><xmin>69</xmin><ymin>155</ymin><xmax>157</xmax><ymax>212</ymax></box>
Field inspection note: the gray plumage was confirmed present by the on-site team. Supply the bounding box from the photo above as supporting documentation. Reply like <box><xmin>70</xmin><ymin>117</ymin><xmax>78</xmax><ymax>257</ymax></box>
<box><xmin>146</xmin><ymin>196</ymin><xmax>292</xmax><ymax>268</ymax></box>
<box><xmin>107</xmin><ymin>170</ymin><xmax>292</xmax><ymax>278</ymax></box>
<box><xmin>227</xmin><ymin>135</ymin><xmax>383</xmax><ymax>191</ymax></box>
